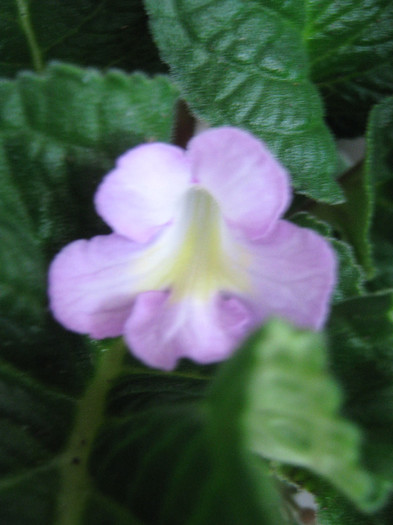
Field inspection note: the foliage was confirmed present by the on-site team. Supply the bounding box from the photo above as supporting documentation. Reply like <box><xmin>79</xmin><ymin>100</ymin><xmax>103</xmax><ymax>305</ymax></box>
<box><xmin>1</xmin><ymin>1</ymin><xmax>393</xmax><ymax>523</ymax></box>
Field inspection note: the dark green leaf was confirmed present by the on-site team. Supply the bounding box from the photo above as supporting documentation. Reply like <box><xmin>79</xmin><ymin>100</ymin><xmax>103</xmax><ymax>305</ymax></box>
<box><xmin>0</xmin><ymin>63</ymin><xmax>287</xmax><ymax>524</ymax></box>
<box><xmin>366</xmin><ymin>97</ymin><xmax>393</xmax><ymax>289</ymax></box>
<box><xmin>0</xmin><ymin>333</ymin><xmax>286</xmax><ymax>524</ymax></box>
<box><xmin>1</xmin><ymin>0</ymin><xmax>164</xmax><ymax>77</ymax></box>
<box><xmin>327</xmin><ymin>293</ymin><xmax>393</xmax><ymax>482</ymax></box>
<box><xmin>306</xmin><ymin>0</ymin><xmax>393</xmax><ymax>136</ymax></box>
<box><xmin>0</xmin><ymin>62</ymin><xmax>179</xmax><ymax>344</ymax></box>
<box><xmin>305</xmin><ymin>161</ymin><xmax>374</xmax><ymax>275</ymax></box>
<box><xmin>366</xmin><ymin>97</ymin><xmax>393</xmax><ymax>186</ymax></box>
<box><xmin>144</xmin><ymin>0</ymin><xmax>343</xmax><ymax>203</ymax></box>
<box><xmin>87</xmin><ymin>349</ymin><xmax>283</xmax><ymax>525</ymax></box>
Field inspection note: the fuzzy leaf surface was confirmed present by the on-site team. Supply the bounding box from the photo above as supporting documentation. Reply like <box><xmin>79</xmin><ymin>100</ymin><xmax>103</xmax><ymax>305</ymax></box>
<box><xmin>144</xmin><ymin>0</ymin><xmax>342</xmax><ymax>203</ymax></box>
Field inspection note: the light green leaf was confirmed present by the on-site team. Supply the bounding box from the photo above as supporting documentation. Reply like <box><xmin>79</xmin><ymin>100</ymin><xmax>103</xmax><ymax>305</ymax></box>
<box><xmin>1</xmin><ymin>0</ymin><xmax>164</xmax><ymax>77</ymax></box>
<box><xmin>219</xmin><ymin>320</ymin><xmax>390</xmax><ymax>511</ymax></box>
<box><xmin>144</xmin><ymin>0</ymin><xmax>343</xmax><ymax>203</ymax></box>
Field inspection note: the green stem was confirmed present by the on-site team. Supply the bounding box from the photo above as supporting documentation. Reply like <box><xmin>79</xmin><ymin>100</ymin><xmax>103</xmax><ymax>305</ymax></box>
<box><xmin>55</xmin><ymin>341</ymin><xmax>126</xmax><ymax>525</ymax></box>
<box><xmin>15</xmin><ymin>0</ymin><xmax>44</xmax><ymax>71</ymax></box>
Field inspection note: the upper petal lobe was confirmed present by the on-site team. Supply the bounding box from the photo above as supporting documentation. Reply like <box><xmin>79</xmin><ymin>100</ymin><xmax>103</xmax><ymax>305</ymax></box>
<box><xmin>187</xmin><ymin>127</ymin><xmax>291</xmax><ymax>240</ymax></box>
<box><xmin>95</xmin><ymin>143</ymin><xmax>191</xmax><ymax>243</ymax></box>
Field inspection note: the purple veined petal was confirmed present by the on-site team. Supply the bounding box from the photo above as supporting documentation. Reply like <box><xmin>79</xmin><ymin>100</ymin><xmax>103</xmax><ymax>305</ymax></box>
<box><xmin>48</xmin><ymin>234</ymin><xmax>144</xmax><ymax>338</ymax></box>
<box><xmin>95</xmin><ymin>143</ymin><xmax>192</xmax><ymax>243</ymax></box>
<box><xmin>187</xmin><ymin>127</ymin><xmax>291</xmax><ymax>240</ymax></box>
<box><xmin>124</xmin><ymin>291</ymin><xmax>256</xmax><ymax>370</ymax></box>
<box><xmin>241</xmin><ymin>220</ymin><xmax>337</xmax><ymax>330</ymax></box>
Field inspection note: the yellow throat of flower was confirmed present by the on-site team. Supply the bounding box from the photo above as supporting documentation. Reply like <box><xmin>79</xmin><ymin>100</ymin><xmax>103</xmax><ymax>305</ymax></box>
<box><xmin>136</xmin><ymin>187</ymin><xmax>250</xmax><ymax>300</ymax></box>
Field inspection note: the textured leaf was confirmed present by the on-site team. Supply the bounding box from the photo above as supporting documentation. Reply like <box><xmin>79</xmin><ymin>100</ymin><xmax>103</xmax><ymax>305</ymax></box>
<box><xmin>144</xmin><ymin>0</ymin><xmax>343</xmax><ymax>204</ymax></box>
<box><xmin>0</xmin><ymin>62</ymin><xmax>179</xmax><ymax>344</ymax></box>
<box><xmin>306</xmin><ymin>0</ymin><xmax>393</xmax><ymax>136</ymax></box>
<box><xmin>0</xmin><ymin>0</ymin><xmax>164</xmax><ymax>77</ymax></box>
<box><xmin>217</xmin><ymin>321</ymin><xmax>389</xmax><ymax>511</ymax></box>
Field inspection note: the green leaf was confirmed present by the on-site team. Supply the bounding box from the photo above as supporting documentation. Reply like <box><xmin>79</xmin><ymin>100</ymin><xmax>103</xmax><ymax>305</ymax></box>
<box><xmin>306</xmin><ymin>0</ymin><xmax>393</xmax><ymax>136</ymax></box>
<box><xmin>224</xmin><ymin>320</ymin><xmax>390</xmax><ymax>511</ymax></box>
<box><xmin>367</xmin><ymin>97</ymin><xmax>393</xmax><ymax>186</ymax></box>
<box><xmin>290</xmin><ymin>212</ymin><xmax>365</xmax><ymax>302</ymax></box>
<box><xmin>304</xmin><ymin>161</ymin><xmax>374</xmax><ymax>275</ymax></box>
<box><xmin>0</xmin><ymin>62</ymin><xmax>179</xmax><ymax>344</ymax></box>
<box><xmin>144</xmin><ymin>0</ymin><xmax>343</xmax><ymax>204</ymax></box>
<box><xmin>1</xmin><ymin>0</ymin><xmax>164</xmax><ymax>77</ymax></box>
<box><xmin>287</xmin><ymin>475</ymin><xmax>393</xmax><ymax>525</ymax></box>
<box><xmin>318</xmin><ymin>489</ymin><xmax>393</xmax><ymax>525</ymax></box>
<box><xmin>0</xmin><ymin>335</ymin><xmax>287</xmax><ymax>524</ymax></box>
<box><xmin>327</xmin><ymin>293</ymin><xmax>393</xmax><ymax>482</ymax></box>
<box><xmin>366</xmin><ymin>97</ymin><xmax>393</xmax><ymax>289</ymax></box>
<box><xmin>87</xmin><ymin>347</ymin><xmax>283</xmax><ymax>525</ymax></box>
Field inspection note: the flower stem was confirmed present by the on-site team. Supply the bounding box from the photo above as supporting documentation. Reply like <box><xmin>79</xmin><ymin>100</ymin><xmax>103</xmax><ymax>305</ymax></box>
<box><xmin>54</xmin><ymin>340</ymin><xmax>126</xmax><ymax>525</ymax></box>
<box><xmin>16</xmin><ymin>0</ymin><xmax>44</xmax><ymax>72</ymax></box>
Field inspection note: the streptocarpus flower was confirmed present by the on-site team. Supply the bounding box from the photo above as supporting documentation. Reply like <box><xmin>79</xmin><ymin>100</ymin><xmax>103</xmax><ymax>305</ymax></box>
<box><xmin>48</xmin><ymin>127</ymin><xmax>336</xmax><ymax>370</ymax></box>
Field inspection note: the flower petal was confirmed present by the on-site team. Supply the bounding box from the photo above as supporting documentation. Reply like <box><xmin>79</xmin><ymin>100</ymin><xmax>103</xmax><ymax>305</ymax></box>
<box><xmin>48</xmin><ymin>234</ymin><xmax>141</xmax><ymax>338</ymax></box>
<box><xmin>242</xmin><ymin>220</ymin><xmax>337</xmax><ymax>329</ymax></box>
<box><xmin>187</xmin><ymin>127</ymin><xmax>290</xmax><ymax>239</ymax></box>
<box><xmin>124</xmin><ymin>291</ymin><xmax>255</xmax><ymax>370</ymax></box>
<box><xmin>95</xmin><ymin>143</ymin><xmax>191</xmax><ymax>243</ymax></box>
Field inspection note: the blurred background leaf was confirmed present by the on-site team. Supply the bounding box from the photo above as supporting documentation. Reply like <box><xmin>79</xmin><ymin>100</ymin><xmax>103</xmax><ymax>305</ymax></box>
<box><xmin>0</xmin><ymin>0</ymin><xmax>165</xmax><ymax>77</ymax></box>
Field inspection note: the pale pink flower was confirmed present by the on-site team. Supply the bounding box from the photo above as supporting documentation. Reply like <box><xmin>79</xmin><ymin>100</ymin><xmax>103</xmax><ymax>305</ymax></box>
<box><xmin>48</xmin><ymin>127</ymin><xmax>336</xmax><ymax>370</ymax></box>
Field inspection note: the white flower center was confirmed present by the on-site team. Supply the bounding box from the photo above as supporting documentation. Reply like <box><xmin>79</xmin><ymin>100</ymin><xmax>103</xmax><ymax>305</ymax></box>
<box><xmin>135</xmin><ymin>186</ymin><xmax>250</xmax><ymax>299</ymax></box>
